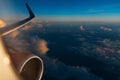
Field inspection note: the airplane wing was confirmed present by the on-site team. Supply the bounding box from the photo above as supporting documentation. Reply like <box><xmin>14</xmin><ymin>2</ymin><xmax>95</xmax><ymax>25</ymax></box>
<box><xmin>0</xmin><ymin>3</ymin><xmax>35</xmax><ymax>36</ymax></box>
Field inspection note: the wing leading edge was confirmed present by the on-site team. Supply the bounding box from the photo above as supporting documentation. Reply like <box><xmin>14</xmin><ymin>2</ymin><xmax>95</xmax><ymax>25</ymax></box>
<box><xmin>0</xmin><ymin>3</ymin><xmax>35</xmax><ymax>36</ymax></box>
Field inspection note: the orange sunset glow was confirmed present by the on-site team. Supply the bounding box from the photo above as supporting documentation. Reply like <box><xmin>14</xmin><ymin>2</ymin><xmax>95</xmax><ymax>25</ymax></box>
<box><xmin>0</xmin><ymin>19</ymin><xmax>6</xmax><ymax>28</ymax></box>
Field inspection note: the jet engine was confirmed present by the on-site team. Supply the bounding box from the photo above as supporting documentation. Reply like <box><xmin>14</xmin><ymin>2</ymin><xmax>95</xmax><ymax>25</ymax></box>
<box><xmin>9</xmin><ymin>52</ymin><xmax>44</xmax><ymax>80</ymax></box>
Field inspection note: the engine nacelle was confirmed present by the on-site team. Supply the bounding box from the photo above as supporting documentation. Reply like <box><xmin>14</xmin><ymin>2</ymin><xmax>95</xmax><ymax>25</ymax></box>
<box><xmin>10</xmin><ymin>52</ymin><xmax>44</xmax><ymax>80</ymax></box>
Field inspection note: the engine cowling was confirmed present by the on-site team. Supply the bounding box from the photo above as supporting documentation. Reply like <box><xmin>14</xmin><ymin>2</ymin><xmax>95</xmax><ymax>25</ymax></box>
<box><xmin>9</xmin><ymin>52</ymin><xmax>44</xmax><ymax>80</ymax></box>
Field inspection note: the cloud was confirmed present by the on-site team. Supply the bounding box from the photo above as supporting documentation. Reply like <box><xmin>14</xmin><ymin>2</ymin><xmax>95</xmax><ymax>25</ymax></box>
<box><xmin>22</xmin><ymin>25</ymin><xmax>33</xmax><ymax>30</ymax></box>
<box><xmin>6</xmin><ymin>37</ymin><xmax>30</xmax><ymax>53</ymax></box>
<box><xmin>37</xmin><ymin>23</ymin><xmax>43</xmax><ymax>28</ymax></box>
<box><xmin>101</xmin><ymin>39</ymin><xmax>113</xmax><ymax>47</ymax></box>
<box><xmin>80</xmin><ymin>38</ymin><xmax>120</xmax><ymax>65</ymax></box>
<box><xmin>116</xmin><ymin>50</ymin><xmax>120</xmax><ymax>55</ymax></box>
<box><xmin>31</xmin><ymin>19</ymin><xmax>42</xmax><ymax>24</ymax></box>
<box><xmin>22</xmin><ymin>20</ymin><xmax>43</xmax><ymax>30</ymax></box>
<box><xmin>80</xmin><ymin>25</ymin><xmax>85</xmax><ymax>31</ymax></box>
<box><xmin>104</xmin><ymin>28</ymin><xmax>112</xmax><ymax>31</ymax></box>
<box><xmin>10</xmin><ymin>31</ymin><xmax>19</xmax><ymax>38</ymax></box>
<box><xmin>7</xmin><ymin>35</ymin><xmax>49</xmax><ymax>54</ymax></box>
<box><xmin>0</xmin><ymin>19</ymin><xmax>6</xmax><ymax>28</ymax></box>
<box><xmin>100</xmin><ymin>27</ymin><xmax>112</xmax><ymax>31</ymax></box>
<box><xmin>96</xmin><ymin>47</ymin><xmax>115</xmax><ymax>55</ymax></box>
<box><xmin>36</xmin><ymin>40</ymin><xmax>49</xmax><ymax>54</ymax></box>
<box><xmin>79</xmin><ymin>38</ymin><xmax>86</xmax><ymax>41</ymax></box>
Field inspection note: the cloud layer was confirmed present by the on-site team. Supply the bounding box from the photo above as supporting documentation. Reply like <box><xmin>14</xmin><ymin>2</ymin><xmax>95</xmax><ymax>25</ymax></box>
<box><xmin>41</xmin><ymin>55</ymin><xmax>103</xmax><ymax>80</ymax></box>
<box><xmin>5</xmin><ymin>20</ymin><xmax>105</xmax><ymax>80</ymax></box>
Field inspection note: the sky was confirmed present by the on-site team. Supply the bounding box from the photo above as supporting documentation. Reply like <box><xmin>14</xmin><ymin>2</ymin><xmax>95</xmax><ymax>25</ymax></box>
<box><xmin>0</xmin><ymin>0</ymin><xmax>120</xmax><ymax>22</ymax></box>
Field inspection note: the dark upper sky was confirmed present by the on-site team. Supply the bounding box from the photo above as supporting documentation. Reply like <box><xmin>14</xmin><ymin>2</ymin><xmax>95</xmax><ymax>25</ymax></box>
<box><xmin>0</xmin><ymin>0</ymin><xmax>120</xmax><ymax>22</ymax></box>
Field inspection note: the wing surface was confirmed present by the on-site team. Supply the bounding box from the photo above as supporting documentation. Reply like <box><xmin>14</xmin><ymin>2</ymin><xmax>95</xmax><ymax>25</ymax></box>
<box><xmin>0</xmin><ymin>3</ymin><xmax>35</xmax><ymax>36</ymax></box>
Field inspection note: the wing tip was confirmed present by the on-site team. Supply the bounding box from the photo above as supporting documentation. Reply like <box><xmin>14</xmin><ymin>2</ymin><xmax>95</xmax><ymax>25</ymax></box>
<box><xmin>25</xmin><ymin>3</ymin><xmax>35</xmax><ymax>18</ymax></box>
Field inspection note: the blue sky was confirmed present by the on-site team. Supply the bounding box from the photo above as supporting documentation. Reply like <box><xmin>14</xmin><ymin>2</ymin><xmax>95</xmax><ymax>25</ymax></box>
<box><xmin>0</xmin><ymin>0</ymin><xmax>120</xmax><ymax>22</ymax></box>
